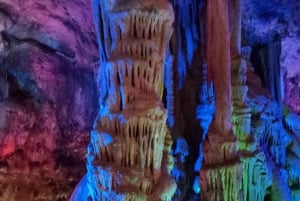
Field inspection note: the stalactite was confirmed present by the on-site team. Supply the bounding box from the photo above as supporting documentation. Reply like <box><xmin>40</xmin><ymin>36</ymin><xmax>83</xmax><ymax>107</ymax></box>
<box><xmin>266</xmin><ymin>152</ymin><xmax>293</xmax><ymax>201</ymax></box>
<box><xmin>164</xmin><ymin>48</ymin><xmax>175</xmax><ymax>127</ymax></box>
<box><xmin>241</xmin><ymin>153</ymin><xmax>272</xmax><ymax>201</ymax></box>
<box><xmin>200</xmin><ymin>164</ymin><xmax>242</xmax><ymax>201</ymax></box>
<box><xmin>171</xmin><ymin>0</ymin><xmax>200</xmax><ymax>89</ymax></box>
<box><xmin>255</xmin><ymin>41</ymin><xmax>282</xmax><ymax>106</ymax></box>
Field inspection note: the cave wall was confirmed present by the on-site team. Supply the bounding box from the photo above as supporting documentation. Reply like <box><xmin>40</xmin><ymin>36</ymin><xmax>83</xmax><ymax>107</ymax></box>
<box><xmin>0</xmin><ymin>1</ymin><xmax>99</xmax><ymax>200</ymax></box>
<box><xmin>281</xmin><ymin>37</ymin><xmax>300</xmax><ymax>116</ymax></box>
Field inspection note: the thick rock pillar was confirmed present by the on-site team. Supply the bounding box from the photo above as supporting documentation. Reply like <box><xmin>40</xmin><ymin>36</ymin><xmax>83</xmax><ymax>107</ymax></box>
<box><xmin>85</xmin><ymin>0</ymin><xmax>176</xmax><ymax>200</ymax></box>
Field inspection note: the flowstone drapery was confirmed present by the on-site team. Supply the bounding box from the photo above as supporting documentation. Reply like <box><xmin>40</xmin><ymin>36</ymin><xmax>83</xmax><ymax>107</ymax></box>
<box><xmin>84</xmin><ymin>0</ymin><xmax>176</xmax><ymax>200</ymax></box>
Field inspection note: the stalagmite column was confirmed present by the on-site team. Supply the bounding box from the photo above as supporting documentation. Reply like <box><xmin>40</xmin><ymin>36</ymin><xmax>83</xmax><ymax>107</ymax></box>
<box><xmin>230</xmin><ymin>1</ymin><xmax>272</xmax><ymax>200</ymax></box>
<box><xmin>206</xmin><ymin>0</ymin><xmax>232</xmax><ymax>134</ymax></box>
<box><xmin>229</xmin><ymin>0</ymin><xmax>242</xmax><ymax>58</ymax></box>
<box><xmin>85</xmin><ymin>0</ymin><xmax>176</xmax><ymax>200</ymax></box>
<box><xmin>229</xmin><ymin>0</ymin><xmax>250</xmax><ymax>148</ymax></box>
<box><xmin>200</xmin><ymin>0</ymin><xmax>242</xmax><ymax>200</ymax></box>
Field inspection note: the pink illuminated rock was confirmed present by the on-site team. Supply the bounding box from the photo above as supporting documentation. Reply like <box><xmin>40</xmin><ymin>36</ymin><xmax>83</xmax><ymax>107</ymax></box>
<box><xmin>281</xmin><ymin>37</ymin><xmax>300</xmax><ymax>116</ymax></box>
<box><xmin>0</xmin><ymin>0</ymin><xmax>99</xmax><ymax>200</ymax></box>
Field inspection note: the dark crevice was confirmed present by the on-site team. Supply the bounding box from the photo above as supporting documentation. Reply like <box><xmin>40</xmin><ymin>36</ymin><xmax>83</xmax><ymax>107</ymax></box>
<box><xmin>2</xmin><ymin>28</ymin><xmax>75</xmax><ymax>59</ymax></box>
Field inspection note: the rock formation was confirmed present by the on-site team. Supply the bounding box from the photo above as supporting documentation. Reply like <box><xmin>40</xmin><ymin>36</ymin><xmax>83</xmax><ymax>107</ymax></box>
<box><xmin>79</xmin><ymin>0</ymin><xmax>176</xmax><ymax>200</ymax></box>
<box><xmin>0</xmin><ymin>1</ymin><xmax>99</xmax><ymax>200</ymax></box>
<box><xmin>199</xmin><ymin>1</ymin><xmax>242</xmax><ymax>200</ymax></box>
<box><xmin>281</xmin><ymin>37</ymin><xmax>300</xmax><ymax>116</ymax></box>
<box><xmin>0</xmin><ymin>0</ymin><xmax>300</xmax><ymax>201</ymax></box>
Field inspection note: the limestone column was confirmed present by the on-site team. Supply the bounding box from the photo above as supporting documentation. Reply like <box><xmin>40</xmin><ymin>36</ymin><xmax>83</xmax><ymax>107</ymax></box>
<box><xmin>230</xmin><ymin>0</ymin><xmax>272</xmax><ymax>200</ymax></box>
<box><xmin>199</xmin><ymin>0</ymin><xmax>242</xmax><ymax>200</ymax></box>
<box><xmin>86</xmin><ymin>1</ymin><xmax>176</xmax><ymax>200</ymax></box>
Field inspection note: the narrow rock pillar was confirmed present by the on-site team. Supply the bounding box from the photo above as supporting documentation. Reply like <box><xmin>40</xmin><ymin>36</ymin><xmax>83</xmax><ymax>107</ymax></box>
<box><xmin>200</xmin><ymin>0</ymin><xmax>242</xmax><ymax>200</ymax></box>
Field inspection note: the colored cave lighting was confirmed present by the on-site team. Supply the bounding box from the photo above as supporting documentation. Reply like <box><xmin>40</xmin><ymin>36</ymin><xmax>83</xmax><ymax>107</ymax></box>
<box><xmin>0</xmin><ymin>0</ymin><xmax>300</xmax><ymax>200</ymax></box>
<box><xmin>70</xmin><ymin>0</ymin><xmax>300</xmax><ymax>201</ymax></box>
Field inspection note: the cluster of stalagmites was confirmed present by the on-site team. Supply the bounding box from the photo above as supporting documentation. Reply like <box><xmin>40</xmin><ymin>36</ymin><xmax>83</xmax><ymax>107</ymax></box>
<box><xmin>84</xmin><ymin>1</ymin><xmax>176</xmax><ymax>200</ymax></box>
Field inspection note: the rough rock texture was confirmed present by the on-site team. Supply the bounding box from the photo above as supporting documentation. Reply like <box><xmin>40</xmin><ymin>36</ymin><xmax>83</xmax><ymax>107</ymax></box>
<box><xmin>252</xmin><ymin>41</ymin><xmax>282</xmax><ymax>104</ymax></box>
<box><xmin>1</xmin><ymin>0</ymin><xmax>300</xmax><ymax>200</ymax></box>
<box><xmin>281</xmin><ymin>37</ymin><xmax>300</xmax><ymax>116</ymax></box>
<box><xmin>0</xmin><ymin>1</ymin><xmax>98</xmax><ymax>200</ymax></box>
<box><xmin>242</xmin><ymin>0</ymin><xmax>300</xmax><ymax>45</ymax></box>
<box><xmin>73</xmin><ymin>0</ymin><xmax>176</xmax><ymax>200</ymax></box>
<box><xmin>242</xmin><ymin>0</ymin><xmax>300</xmax><ymax>119</ymax></box>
